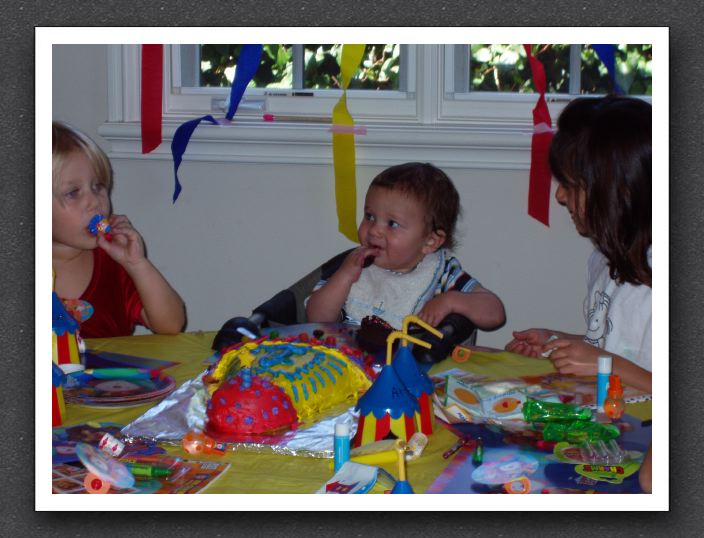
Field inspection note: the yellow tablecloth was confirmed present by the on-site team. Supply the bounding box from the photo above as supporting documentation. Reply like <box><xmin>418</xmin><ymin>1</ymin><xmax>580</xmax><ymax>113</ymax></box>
<box><xmin>65</xmin><ymin>332</ymin><xmax>651</xmax><ymax>494</ymax></box>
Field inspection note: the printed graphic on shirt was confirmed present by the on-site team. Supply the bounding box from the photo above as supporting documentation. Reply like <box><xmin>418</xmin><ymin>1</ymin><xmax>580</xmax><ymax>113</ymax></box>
<box><xmin>584</xmin><ymin>290</ymin><xmax>613</xmax><ymax>347</ymax></box>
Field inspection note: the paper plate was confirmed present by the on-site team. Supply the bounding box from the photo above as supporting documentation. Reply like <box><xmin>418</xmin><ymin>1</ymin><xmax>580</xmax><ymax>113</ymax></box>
<box><xmin>64</xmin><ymin>372</ymin><xmax>176</xmax><ymax>407</ymax></box>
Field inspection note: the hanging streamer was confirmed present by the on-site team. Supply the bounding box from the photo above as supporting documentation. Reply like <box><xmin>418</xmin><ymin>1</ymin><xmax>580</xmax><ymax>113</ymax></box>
<box><xmin>226</xmin><ymin>44</ymin><xmax>264</xmax><ymax>120</ymax></box>
<box><xmin>592</xmin><ymin>44</ymin><xmax>623</xmax><ymax>94</ymax></box>
<box><xmin>523</xmin><ymin>44</ymin><xmax>554</xmax><ymax>227</ymax></box>
<box><xmin>171</xmin><ymin>115</ymin><xmax>220</xmax><ymax>203</ymax></box>
<box><xmin>141</xmin><ymin>44</ymin><xmax>163</xmax><ymax>154</ymax></box>
<box><xmin>170</xmin><ymin>45</ymin><xmax>263</xmax><ymax>203</ymax></box>
<box><xmin>332</xmin><ymin>44</ymin><xmax>365</xmax><ymax>242</ymax></box>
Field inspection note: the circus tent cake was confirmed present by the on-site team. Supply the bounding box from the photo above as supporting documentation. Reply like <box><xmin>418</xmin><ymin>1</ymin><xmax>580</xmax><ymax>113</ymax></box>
<box><xmin>203</xmin><ymin>335</ymin><xmax>373</xmax><ymax>436</ymax></box>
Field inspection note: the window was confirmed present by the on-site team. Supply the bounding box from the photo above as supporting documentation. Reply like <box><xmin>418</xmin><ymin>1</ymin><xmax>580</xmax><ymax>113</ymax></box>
<box><xmin>455</xmin><ymin>44</ymin><xmax>652</xmax><ymax>95</ymax></box>
<box><xmin>101</xmin><ymin>41</ymin><xmax>656</xmax><ymax>166</ymax></box>
<box><xmin>169</xmin><ymin>44</ymin><xmax>416</xmax><ymax>121</ymax></box>
<box><xmin>191</xmin><ymin>44</ymin><xmax>401</xmax><ymax>91</ymax></box>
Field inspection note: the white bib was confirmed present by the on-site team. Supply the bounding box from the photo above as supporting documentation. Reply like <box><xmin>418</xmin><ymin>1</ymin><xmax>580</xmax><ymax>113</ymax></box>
<box><xmin>344</xmin><ymin>250</ymin><xmax>444</xmax><ymax>329</ymax></box>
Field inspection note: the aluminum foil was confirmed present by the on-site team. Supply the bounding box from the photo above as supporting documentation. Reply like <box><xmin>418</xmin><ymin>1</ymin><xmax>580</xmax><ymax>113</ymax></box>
<box><xmin>121</xmin><ymin>369</ymin><xmax>359</xmax><ymax>458</ymax></box>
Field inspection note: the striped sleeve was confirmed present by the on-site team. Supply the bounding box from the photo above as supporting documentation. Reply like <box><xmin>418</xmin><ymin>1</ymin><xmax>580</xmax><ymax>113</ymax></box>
<box><xmin>437</xmin><ymin>255</ymin><xmax>479</xmax><ymax>294</ymax></box>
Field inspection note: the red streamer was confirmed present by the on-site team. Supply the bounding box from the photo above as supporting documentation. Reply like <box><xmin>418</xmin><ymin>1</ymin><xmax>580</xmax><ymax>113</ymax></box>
<box><xmin>523</xmin><ymin>44</ymin><xmax>553</xmax><ymax>226</ymax></box>
<box><xmin>141</xmin><ymin>44</ymin><xmax>163</xmax><ymax>154</ymax></box>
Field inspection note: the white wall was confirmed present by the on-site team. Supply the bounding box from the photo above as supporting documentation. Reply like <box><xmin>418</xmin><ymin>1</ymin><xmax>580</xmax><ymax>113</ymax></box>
<box><xmin>51</xmin><ymin>44</ymin><xmax>594</xmax><ymax>348</ymax></box>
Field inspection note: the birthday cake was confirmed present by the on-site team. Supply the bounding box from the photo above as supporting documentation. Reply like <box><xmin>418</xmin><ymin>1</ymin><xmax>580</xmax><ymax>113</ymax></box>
<box><xmin>203</xmin><ymin>335</ymin><xmax>373</xmax><ymax>435</ymax></box>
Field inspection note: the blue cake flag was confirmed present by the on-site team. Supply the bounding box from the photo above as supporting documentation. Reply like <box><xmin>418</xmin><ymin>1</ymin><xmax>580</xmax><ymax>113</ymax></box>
<box><xmin>171</xmin><ymin>44</ymin><xmax>263</xmax><ymax>203</ymax></box>
<box><xmin>592</xmin><ymin>44</ymin><xmax>623</xmax><ymax>95</ymax></box>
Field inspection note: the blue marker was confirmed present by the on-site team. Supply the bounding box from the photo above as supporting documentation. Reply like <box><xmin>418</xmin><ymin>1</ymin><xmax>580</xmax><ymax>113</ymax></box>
<box><xmin>596</xmin><ymin>355</ymin><xmax>612</xmax><ymax>412</ymax></box>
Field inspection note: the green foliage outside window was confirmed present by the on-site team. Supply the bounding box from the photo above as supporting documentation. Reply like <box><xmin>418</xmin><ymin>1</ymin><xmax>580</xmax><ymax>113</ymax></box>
<box><xmin>198</xmin><ymin>44</ymin><xmax>651</xmax><ymax>96</ymax></box>
<box><xmin>470</xmin><ymin>44</ymin><xmax>652</xmax><ymax>95</ymax></box>
<box><xmin>199</xmin><ymin>44</ymin><xmax>400</xmax><ymax>90</ymax></box>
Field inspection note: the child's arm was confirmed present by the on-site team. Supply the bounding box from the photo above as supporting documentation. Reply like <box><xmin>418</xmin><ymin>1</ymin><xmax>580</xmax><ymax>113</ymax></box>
<box><xmin>505</xmin><ymin>328</ymin><xmax>584</xmax><ymax>357</ymax></box>
<box><xmin>639</xmin><ymin>444</ymin><xmax>652</xmax><ymax>493</ymax></box>
<box><xmin>306</xmin><ymin>247</ymin><xmax>377</xmax><ymax>323</ymax></box>
<box><xmin>416</xmin><ymin>285</ymin><xmax>506</xmax><ymax>330</ymax></box>
<box><xmin>98</xmin><ymin>215</ymin><xmax>186</xmax><ymax>334</ymax></box>
<box><xmin>546</xmin><ymin>338</ymin><xmax>652</xmax><ymax>393</ymax></box>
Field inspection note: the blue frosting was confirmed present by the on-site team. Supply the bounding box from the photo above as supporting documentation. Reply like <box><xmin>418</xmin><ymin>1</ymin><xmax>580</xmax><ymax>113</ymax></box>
<box><xmin>314</xmin><ymin>371</ymin><xmax>326</xmax><ymax>388</ymax></box>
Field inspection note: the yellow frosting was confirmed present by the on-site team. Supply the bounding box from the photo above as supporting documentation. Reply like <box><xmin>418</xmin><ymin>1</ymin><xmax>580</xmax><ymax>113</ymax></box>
<box><xmin>210</xmin><ymin>340</ymin><xmax>372</xmax><ymax>421</ymax></box>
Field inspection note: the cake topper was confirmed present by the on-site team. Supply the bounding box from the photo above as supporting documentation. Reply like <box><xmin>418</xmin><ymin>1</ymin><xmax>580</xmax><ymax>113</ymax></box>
<box><xmin>353</xmin><ymin>330</ymin><xmax>431</xmax><ymax>448</ymax></box>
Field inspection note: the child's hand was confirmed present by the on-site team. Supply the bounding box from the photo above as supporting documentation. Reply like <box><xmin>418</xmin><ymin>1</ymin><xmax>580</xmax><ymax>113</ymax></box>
<box><xmin>545</xmin><ymin>339</ymin><xmax>602</xmax><ymax>376</ymax></box>
<box><xmin>97</xmin><ymin>214</ymin><xmax>146</xmax><ymax>268</ymax></box>
<box><xmin>417</xmin><ymin>295</ymin><xmax>454</xmax><ymax>327</ymax></box>
<box><xmin>335</xmin><ymin>246</ymin><xmax>380</xmax><ymax>285</ymax></box>
<box><xmin>504</xmin><ymin>328</ymin><xmax>555</xmax><ymax>357</ymax></box>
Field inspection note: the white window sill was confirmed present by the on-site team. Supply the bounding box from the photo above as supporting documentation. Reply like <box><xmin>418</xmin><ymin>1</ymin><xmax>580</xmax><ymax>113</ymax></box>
<box><xmin>98</xmin><ymin>120</ymin><xmax>533</xmax><ymax>170</ymax></box>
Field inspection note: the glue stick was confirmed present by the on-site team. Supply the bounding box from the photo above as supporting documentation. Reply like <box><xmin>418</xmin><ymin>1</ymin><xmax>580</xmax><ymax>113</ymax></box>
<box><xmin>596</xmin><ymin>355</ymin><xmax>613</xmax><ymax>412</ymax></box>
<box><xmin>333</xmin><ymin>423</ymin><xmax>351</xmax><ymax>472</ymax></box>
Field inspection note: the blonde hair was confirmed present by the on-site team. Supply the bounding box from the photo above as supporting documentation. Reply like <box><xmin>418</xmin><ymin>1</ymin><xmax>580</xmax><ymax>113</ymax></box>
<box><xmin>52</xmin><ymin>121</ymin><xmax>112</xmax><ymax>197</ymax></box>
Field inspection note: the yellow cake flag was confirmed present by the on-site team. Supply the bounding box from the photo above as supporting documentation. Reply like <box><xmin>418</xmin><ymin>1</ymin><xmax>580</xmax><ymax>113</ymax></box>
<box><xmin>332</xmin><ymin>44</ymin><xmax>365</xmax><ymax>242</ymax></box>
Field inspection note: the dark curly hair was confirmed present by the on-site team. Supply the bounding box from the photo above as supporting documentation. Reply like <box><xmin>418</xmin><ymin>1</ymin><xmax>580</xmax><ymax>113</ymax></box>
<box><xmin>549</xmin><ymin>96</ymin><xmax>651</xmax><ymax>286</ymax></box>
<box><xmin>369</xmin><ymin>162</ymin><xmax>461</xmax><ymax>251</ymax></box>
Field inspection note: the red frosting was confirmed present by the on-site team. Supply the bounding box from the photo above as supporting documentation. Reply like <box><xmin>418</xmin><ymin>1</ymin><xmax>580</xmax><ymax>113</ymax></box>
<box><xmin>206</xmin><ymin>373</ymin><xmax>298</xmax><ymax>435</ymax></box>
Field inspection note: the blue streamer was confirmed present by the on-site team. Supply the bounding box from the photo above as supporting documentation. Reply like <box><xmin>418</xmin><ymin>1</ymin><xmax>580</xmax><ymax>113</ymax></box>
<box><xmin>170</xmin><ymin>115</ymin><xmax>219</xmax><ymax>203</ymax></box>
<box><xmin>226</xmin><ymin>44</ymin><xmax>263</xmax><ymax>120</ymax></box>
<box><xmin>170</xmin><ymin>44</ymin><xmax>263</xmax><ymax>203</ymax></box>
<box><xmin>592</xmin><ymin>44</ymin><xmax>622</xmax><ymax>94</ymax></box>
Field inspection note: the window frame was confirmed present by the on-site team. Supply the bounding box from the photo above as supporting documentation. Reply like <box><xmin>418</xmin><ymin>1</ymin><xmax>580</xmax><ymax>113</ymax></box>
<box><xmin>99</xmin><ymin>43</ymin><xmax>650</xmax><ymax>168</ymax></box>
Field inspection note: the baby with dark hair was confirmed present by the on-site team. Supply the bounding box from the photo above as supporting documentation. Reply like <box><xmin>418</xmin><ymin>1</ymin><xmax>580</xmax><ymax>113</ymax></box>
<box><xmin>306</xmin><ymin>162</ymin><xmax>505</xmax><ymax>331</ymax></box>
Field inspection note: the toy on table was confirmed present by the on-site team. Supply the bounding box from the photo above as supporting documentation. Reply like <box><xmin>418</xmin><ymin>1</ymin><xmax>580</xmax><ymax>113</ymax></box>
<box><xmin>182</xmin><ymin>430</ymin><xmax>226</xmax><ymax>456</ymax></box>
<box><xmin>451</xmin><ymin>345</ymin><xmax>472</xmax><ymax>363</ymax></box>
<box><xmin>472</xmin><ymin>437</ymin><xmax>484</xmax><ymax>466</ymax></box>
<box><xmin>75</xmin><ymin>442</ymin><xmax>135</xmax><ymax>493</ymax></box>
<box><xmin>87</xmin><ymin>213</ymin><xmax>112</xmax><ymax>241</ymax></box>
<box><xmin>603</xmin><ymin>375</ymin><xmax>626</xmax><ymax>420</ymax></box>
<box><xmin>522</xmin><ymin>399</ymin><xmax>593</xmax><ymax>422</ymax></box>
<box><xmin>52</xmin><ymin>287</ymin><xmax>82</xmax><ymax>367</ymax></box>
<box><xmin>353</xmin><ymin>331</ymin><xmax>431</xmax><ymax>448</ymax></box>
<box><xmin>344</xmin><ymin>432</ymin><xmax>428</xmax><ymax>467</ymax></box>
<box><xmin>390</xmin><ymin>439</ymin><xmax>414</xmax><ymax>494</ymax></box>
<box><xmin>542</xmin><ymin>420</ymin><xmax>620</xmax><ymax>443</ymax></box>
<box><xmin>443</xmin><ymin>437</ymin><xmax>475</xmax><ymax>459</ymax></box>
<box><xmin>392</xmin><ymin>315</ymin><xmax>443</xmax><ymax>435</ymax></box>
<box><xmin>52</xmin><ymin>362</ymin><xmax>66</xmax><ymax>427</ymax></box>
<box><xmin>503</xmin><ymin>475</ymin><xmax>531</xmax><ymax>494</ymax></box>
<box><xmin>64</xmin><ymin>367</ymin><xmax>157</xmax><ymax>388</ymax></box>
<box><xmin>522</xmin><ymin>398</ymin><xmax>620</xmax><ymax>443</ymax></box>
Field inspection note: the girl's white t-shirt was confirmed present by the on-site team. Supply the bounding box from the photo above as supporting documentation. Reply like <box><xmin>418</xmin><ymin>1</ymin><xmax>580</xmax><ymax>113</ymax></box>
<box><xmin>583</xmin><ymin>247</ymin><xmax>652</xmax><ymax>372</ymax></box>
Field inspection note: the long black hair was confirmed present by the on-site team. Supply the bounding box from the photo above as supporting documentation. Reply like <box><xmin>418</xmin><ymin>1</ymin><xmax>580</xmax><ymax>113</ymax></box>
<box><xmin>549</xmin><ymin>96</ymin><xmax>652</xmax><ymax>286</ymax></box>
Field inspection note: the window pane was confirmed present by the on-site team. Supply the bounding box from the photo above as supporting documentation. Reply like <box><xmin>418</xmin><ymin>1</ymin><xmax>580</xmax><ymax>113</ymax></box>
<box><xmin>303</xmin><ymin>44</ymin><xmax>400</xmax><ymax>90</ymax></box>
<box><xmin>581</xmin><ymin>44</ymin><xmax>652</xmax><ymax>95</ymax></box>
<box><xmin>199</xmin><ymin>44</ymin><xmax>294</xmax><ymax>88</ymax></box>
<box><xmin>198</xmin><ymin>44</ymin><xmax>400</xmax><ymax>90</ymax></box>
<box><xmin>469</xmin><ymin>44</ymin><xmax>571</xmax><ymax>93</ymax></box>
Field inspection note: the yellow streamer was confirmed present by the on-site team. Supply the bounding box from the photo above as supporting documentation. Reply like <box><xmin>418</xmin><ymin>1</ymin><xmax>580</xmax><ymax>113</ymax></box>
<box><xmin>332</xmin><ymin>44</ymin><xmax>365</xmax><ymax>242</ymax></box>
